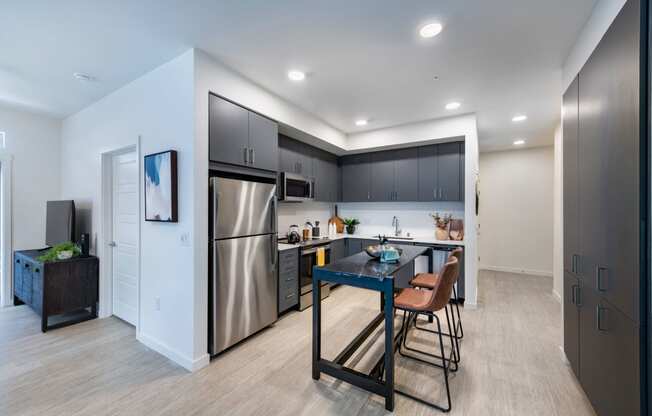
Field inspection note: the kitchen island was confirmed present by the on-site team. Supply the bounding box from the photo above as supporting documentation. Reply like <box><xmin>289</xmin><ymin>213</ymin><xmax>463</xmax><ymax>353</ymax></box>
<box><xmin>311</xmin><ymin>244</ymin><xmax>430</xmax><ymax>411</ymax></box>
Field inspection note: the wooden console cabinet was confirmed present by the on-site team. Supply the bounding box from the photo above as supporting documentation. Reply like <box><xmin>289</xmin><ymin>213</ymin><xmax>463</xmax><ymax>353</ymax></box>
<box><xmin>14</xmin><ymin>250</ymin><xmax>99</xmax><ymax>332</ymax></box>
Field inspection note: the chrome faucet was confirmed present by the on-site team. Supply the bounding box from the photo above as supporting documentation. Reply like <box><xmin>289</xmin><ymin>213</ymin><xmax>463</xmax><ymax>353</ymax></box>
<box><xmin>392</xmin><ymin>216</ymin><xmax>402</xmax><ymax>237</ymax></box>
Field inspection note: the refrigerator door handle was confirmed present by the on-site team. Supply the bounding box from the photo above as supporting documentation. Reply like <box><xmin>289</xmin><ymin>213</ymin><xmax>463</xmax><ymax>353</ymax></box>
<box><xmin>270</xmin><ymin>197</ymin><xmax>276</xmax><ymax>233</ymax></box>
<box><xmin>271</xmin><ymin>234</ymin><xmax>277</xmax><ymax>267</ymax></box>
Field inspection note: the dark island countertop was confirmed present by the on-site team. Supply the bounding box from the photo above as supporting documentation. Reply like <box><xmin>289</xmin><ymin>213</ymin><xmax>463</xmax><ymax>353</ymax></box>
<box><xmin>314</xmin><ymin>244</ymin><xmax>428</xmax><ymax>281</ymax></box>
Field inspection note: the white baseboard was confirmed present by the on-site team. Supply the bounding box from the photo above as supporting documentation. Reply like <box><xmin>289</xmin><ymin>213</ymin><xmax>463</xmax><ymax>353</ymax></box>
<box><xmin>137</xmin><ymin>332</ymin><xmax>210</xmax><ymax>372</ymax></box>
<box><xmin>480</xmin><ymin>265</ymin><xmax>553</xmax><ymax>277</ymax></box>
<box><xmin>559</xmin><ymin>345</ymin><xmax>569</xmax><ymax>365</ymax></box>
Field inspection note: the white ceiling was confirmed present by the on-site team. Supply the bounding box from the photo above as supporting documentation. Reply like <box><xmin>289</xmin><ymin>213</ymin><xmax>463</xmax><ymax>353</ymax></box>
<box><xmin>1</xmin><ymin>0</ymin><xmax>596</xmax><ymax>151</ymax></box>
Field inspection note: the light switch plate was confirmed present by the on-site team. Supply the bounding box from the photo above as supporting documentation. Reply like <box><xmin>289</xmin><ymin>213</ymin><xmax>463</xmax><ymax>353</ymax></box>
<box><xmin>180</xmin><ymin>232</ymin><xmax>191</xmax><ymax>247</ymax></box>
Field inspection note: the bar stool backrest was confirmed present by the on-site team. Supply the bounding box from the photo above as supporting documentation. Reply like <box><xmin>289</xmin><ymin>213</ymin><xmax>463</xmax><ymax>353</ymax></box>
<box><xmin>426</xmin><ymin>257</ymin><xmax>459</xmax><ymax>312</ymax></box>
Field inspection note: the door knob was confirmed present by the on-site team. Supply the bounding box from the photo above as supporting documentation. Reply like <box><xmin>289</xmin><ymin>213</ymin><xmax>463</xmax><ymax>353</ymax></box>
<box><xmin>108</xmin><ymin>241</ymin><xmax>116</xmax><ymax>247</ymax></box>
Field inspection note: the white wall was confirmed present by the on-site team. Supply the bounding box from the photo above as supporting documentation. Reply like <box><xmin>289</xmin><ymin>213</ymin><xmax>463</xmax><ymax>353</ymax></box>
<box><xmin>553</xmin><ymin>125</ymin><xmax>563</xmax><ymax>300</ymax></box>
<box><xmin>562</xmin><ymin>0</ymin><xmax>626</xmax><ymax>92</ymax></box>
<box><xmin>479</xmin><ymin>146</ymin><xmax>554</xmax><ymax>276</ymax></box>
<box><xmin>0</xmin><ymin>106</ymin><xmax>61</xmax><ymax>251</ymax></box>
<box><xmin>347</xmin><ymin>114</ymin><xmax>479</xmax><ymax>306</ymax></box>
<box><xmin>60</xmin><ymin>50</ymin><xmax>201</xmax><ymax>370</ymax></box>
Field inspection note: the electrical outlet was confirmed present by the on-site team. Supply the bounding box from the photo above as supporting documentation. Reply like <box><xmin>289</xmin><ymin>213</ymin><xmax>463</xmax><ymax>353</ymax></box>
<box><xmin>180</xmin><ymin>232</ymin><xmax>191</xmax><ymax>247</ymax></box>
<box><xmin>155</xmin><ymin>297</ymin><xmax>161</xmax><ymax>311</ymax></box>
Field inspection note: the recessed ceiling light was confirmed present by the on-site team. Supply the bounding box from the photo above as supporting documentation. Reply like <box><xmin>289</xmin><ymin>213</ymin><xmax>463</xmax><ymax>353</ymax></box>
<box><xmin>512</xmin><ymin>115</ymin><xmax>527</xmax><ymax>122</ymax></box>
<box><xmin>287</xmin><ymin>70</ymin><xmax>306</xmax><ymax>81</ymax></box>
<box><xmin>419</xmin><ymin>23</ymin><xmax>443</xmax><ymax>38</ymax></box>
<box><xmin>445</xmin><ymin>102</ymin><xmax>461</xmax><ymax>110</ymax></box>
<box><xmin>513</xmin><ymin>139</ymin><xmax>526</xmax><ymax>145</ymax></box>
<box><xmin>73</xmin><ymin>72</ymin><xmax>95</xmax><ymax>82</ymax></box>
<box><xmin>355</xmin><ymin>119</ymin><xmax>368</xmax><ymax>126</ymax></box>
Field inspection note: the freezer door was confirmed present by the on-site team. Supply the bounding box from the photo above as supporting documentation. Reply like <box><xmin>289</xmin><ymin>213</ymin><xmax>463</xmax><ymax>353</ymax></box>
<box><xmin>211</xmin><ymin>177</ymin><xmax>277</xmax><ymax>239</ymax></box>
<box><xmin>210</xmin><ymin>234</ymin><xmax>278</xmax><ymax>355</ymax></box>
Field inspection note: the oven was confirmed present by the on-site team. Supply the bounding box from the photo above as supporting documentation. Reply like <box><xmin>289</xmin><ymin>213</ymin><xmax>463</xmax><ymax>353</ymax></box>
<box><xmin>299</xmin><ymin>243</ymin><xmax>331</xmax><ymax>310</ymax></box>
<box><xmin>280</xmin><ymin>172</ymin><xmax>315</xmax><ymax>202</ymax></box>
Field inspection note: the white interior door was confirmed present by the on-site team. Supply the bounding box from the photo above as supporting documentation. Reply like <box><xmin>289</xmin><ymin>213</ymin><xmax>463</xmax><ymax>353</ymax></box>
<box><xmin>112</xmin><ymin>150</ymin><xmax>138</xmax><ymax>325</ymax></box>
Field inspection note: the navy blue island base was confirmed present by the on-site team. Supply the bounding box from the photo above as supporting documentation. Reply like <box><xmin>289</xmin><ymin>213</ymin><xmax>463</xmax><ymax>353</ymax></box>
<box><xmin>311</xmin><ymin>245</ymin><xmax>431</xmax><ymax>412</ymax></box>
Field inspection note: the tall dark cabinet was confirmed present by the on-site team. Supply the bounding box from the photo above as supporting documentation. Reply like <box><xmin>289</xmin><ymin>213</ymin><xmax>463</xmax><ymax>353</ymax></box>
<box><xmin>562</xmin><ymin>0</ymin><xmax>648</xmax><ymax>414</ymax></box>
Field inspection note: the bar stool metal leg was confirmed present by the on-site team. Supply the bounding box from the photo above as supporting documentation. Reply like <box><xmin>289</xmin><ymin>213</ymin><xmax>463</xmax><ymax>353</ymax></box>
<box><xmin>400</xmin><ymin>308</ymin><xmax>460</xmax><ymax>371</ymax></box>
<box><xmin>395</xmin><ymin>309</ymin><xmax>452</xmax><ymax>413</ymax></box>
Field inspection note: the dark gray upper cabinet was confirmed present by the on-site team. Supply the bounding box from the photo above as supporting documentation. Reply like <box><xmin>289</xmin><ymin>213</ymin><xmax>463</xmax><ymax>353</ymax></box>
<box><xmin>394</xmin><ymin>148</ymin><xmax>419</xmax><ymax>201</ymax></box>
<box><xmin>418</xmin><ymin>142</ymin><xmax>463</xmax><ymax>202</ymax></box>
<box><xmin>577</xmin><ymin>0</ymin><xmax>638</xmax><ymax>321</ymax></box>
<box><xmin>417</xmin><ymin>145</ymin><xmax>438</xmax><ymax>201</ymax></box>
<box><xmin>563</xmin><ymin>77</ymin><xmax>580</xmax><ymax>276</ymax></box>
<box><xmin>437</xmin><ymin>142</ymin><xmax>462</xmax><ymax>201</ymax></box>
<box><xmin>209</xmin><ymin>94</ymin><xmax>279</xmax><ymax>171</ymax></box>
<box><xmin>370</xmin><ymin>151</ymin><xmax>395</xmax><ymax>201</ymax></box>
<box><xmin>248</xmin><ymin>112</ymin><xmax>278</xmax><ymax>171</ymax></box>
<box><xmin>341</xmin><ymin>154</ymin><xmax>371</xmax><ymax>202</ymax></box>
<box><xmin>279</xmin><ymin>135</ymin><xmax>313</xmax><ymax>176</ymax></box>
<box><xmin>209</xmin><ymin>95</ymin><xmax>249</xmax><ymax>166</ymax></box>
<box><xmin>313</xmin><ymin>149</ymin><xmax>338</xmax><ymax>202</ymax></box>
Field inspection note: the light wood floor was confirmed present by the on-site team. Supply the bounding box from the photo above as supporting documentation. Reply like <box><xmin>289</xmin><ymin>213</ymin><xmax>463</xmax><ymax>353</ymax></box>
<box><xmin>0</xmin><ymin>270</ymin><xmax>595</xmax><ymax>416</ymax></box>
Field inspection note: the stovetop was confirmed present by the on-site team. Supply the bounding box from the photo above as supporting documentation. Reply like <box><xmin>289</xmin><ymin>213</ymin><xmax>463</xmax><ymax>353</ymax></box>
<box><xmin>278</xmin><ymin>236</ymin><xmax>332</xmax><ymax>248</ymax></box>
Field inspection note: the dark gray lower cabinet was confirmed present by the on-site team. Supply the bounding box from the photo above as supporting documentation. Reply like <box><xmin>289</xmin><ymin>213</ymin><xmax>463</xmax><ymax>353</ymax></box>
<box><xmin>330</xmin><ymin>239</ymin><xmax>346</xmax><ymax>262</ymax></box>
<box><xmin>345</xmin><ymin>238</ymin><xmax>363</xmax><ymax>256</ymax></box>
<box><xmin>563</xmin><ymin>272</ymin><xmax>580</xmax><ymax>378</ymax></box>
<box><xmin>579</xmin><ymin>288</ymin><xmax>638</xmax><ymax>416</ymax></box>
<box><xmin>278</xmin><ymin>249</ymin><xmax>299</xmax><ymax>313</ymax></box>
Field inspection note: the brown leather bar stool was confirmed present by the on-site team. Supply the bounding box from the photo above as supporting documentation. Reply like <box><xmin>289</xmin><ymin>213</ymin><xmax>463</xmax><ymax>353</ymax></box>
<box><xmin>394</xmin><ymin>256</ymin><xmax>460</xmax><ymax>413</ymax></box>
<box><xmin>410</xmin><ymin>248</ymin><xmax>464</xmax><ymax>341</ymax></box>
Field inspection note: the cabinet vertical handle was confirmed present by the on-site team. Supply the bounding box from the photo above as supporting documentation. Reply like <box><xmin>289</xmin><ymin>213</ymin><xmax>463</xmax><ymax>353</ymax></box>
<box><xmin>571</xmin><ymin>285</ymin><xmax>577</xmax><ymax>304</ymax></box>
<box><xmin>244</xmin><ymin>147</ymin><xmax>249</xmax><ymax>164</ymax></box>
<box><xmin>575</xmin><ymin>286</ymin><xmax>582</xmax><ymax>307</ymax></box>
<box><xmin>367</xmin><ymin>191</ymin><xmax>370</xmax><ymax>200</ymax></box>
<box><xmin>596</xmin><ymin>305</ymin><xmax>607</xmax><ymax>331</ymax></box>
<box><xmin>596</xmin><ymin>266</ymin><xmax>607</xmax><ymax>291</ymax></box>
<box><xmin>250</xmin><ymin>148</ymin><xmax>255</xmax><ymax>165</ymax></box>
<box><xmin>433</xmin><ymin>189</ymin><xmax>436</xmax><ymax>200</ymax></box>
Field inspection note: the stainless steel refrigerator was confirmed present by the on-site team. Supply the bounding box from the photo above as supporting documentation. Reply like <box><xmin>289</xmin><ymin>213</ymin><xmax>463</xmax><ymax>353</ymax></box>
<box><xmin>209</xmin><ymin>176</ymin><xmax>277</xmax><ymax>355</ymax></box>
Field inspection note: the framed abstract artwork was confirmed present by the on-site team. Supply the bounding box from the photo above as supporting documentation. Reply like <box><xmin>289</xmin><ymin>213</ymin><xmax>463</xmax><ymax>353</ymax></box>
<box><xmin>144</xmin><ymin>150</ymin><xmax>178</xmax><ymax>222</ymax></box>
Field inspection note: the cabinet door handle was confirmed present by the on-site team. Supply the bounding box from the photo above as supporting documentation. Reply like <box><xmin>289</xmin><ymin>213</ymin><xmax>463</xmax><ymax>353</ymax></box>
<box><xmin>367</xmin><ymin>191</ymin><xmax>371</xmax><ymax>200</ymax></box>
<box><xmin>596</xmin><ymin>266</ymin><xmax>608</xmax><ymax>291</ymax></box>
<box><xmin>571</xmin><ymin>285</ymin><xmax>577</xmax><ymax>304</ymax></box>
<box><xmin>249</xmin><ymin>148</ymin><xmax>255</xmax><ymax>165</ymax></box>
<box><xmin>285</xmin><ymin>293</ymin><xmax>295</xmax><ymax>299</ymax></box>
<box><xmin>596</xmin><ymin>305</ymin><xmax>607</xmax><ymax>331</ymax></box>
<box><xmin>244</xmin><ymin>147</ymin><xmax>249</xmax><ymax>164</ymax></box>
<box><xmin>433</xmin><ymin>189</ymin><xmax>436</xmax><ymax>200</ymax></box>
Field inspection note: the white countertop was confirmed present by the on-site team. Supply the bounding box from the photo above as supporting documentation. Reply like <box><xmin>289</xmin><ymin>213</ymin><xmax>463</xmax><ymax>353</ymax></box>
<box><xmin>277</xmin><ymin>233</ymin><xmax>464</xmax><ymax>251</ymax></box>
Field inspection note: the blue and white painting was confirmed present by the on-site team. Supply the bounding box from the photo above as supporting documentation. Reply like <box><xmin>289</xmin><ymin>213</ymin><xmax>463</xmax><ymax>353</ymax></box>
<box><xmin>145</xmin><ymin>151</ymin><xmax>176</xmax><ymax>221</ymax></box>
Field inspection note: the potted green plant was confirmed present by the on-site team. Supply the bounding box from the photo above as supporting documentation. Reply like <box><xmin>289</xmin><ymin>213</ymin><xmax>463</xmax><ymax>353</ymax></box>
<box><xmin>37</xmin><ymin>241</ymin><xmax>82</xmax><ymax>262</ymax></box>
<box><xmin>343</xmin><ymin>218</ymin><xmax>360</xmax><ymax>234</ymax></box>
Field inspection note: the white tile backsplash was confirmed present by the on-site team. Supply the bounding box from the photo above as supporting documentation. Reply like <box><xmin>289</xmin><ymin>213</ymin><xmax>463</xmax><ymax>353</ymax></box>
<box><xmin>277</xmin><ymin>200</ymin><xmax>464</xmax><ymax>239</ymax></box>
<box><xmin>338</xmin><ymin>201</ymin><xmax>464</xmax><ymax>238</ymax></box>
<box><xmin>278</xmin><ymin>201</ymin><xmax>334</xmax><ymax>237</ymax></box>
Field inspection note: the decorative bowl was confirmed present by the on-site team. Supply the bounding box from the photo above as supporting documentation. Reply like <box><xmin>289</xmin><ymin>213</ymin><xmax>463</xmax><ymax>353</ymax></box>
<box><xmin>365</xmin><ymin>244</ymin><xmax>403</xmax><ymax>259</ymax></box>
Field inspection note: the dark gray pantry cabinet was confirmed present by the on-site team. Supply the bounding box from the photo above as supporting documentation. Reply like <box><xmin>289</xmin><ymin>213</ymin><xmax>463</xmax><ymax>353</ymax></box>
<box><xmin>209</xmin><ymin>94</ymin><xmax>278</xmax><ymax>171</ymax></box>
<box><xmin>562</xmin><ymin>1</ymin><xmax>647</xmax><ymax>415</ymax></box>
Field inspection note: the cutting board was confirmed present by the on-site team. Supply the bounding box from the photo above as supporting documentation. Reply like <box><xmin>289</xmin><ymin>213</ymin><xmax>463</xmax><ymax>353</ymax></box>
<box><xmin>330</xmin><ymin>205</ymin><xmax>344</xmax><ymax>234</ymax></box>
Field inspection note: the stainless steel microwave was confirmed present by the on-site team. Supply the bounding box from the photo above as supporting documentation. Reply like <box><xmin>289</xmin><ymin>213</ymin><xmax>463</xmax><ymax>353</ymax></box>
<box><xmin>280</xmin><ymin>172</ymin><xmax>314</xmax><ymax>202</ymax></box>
